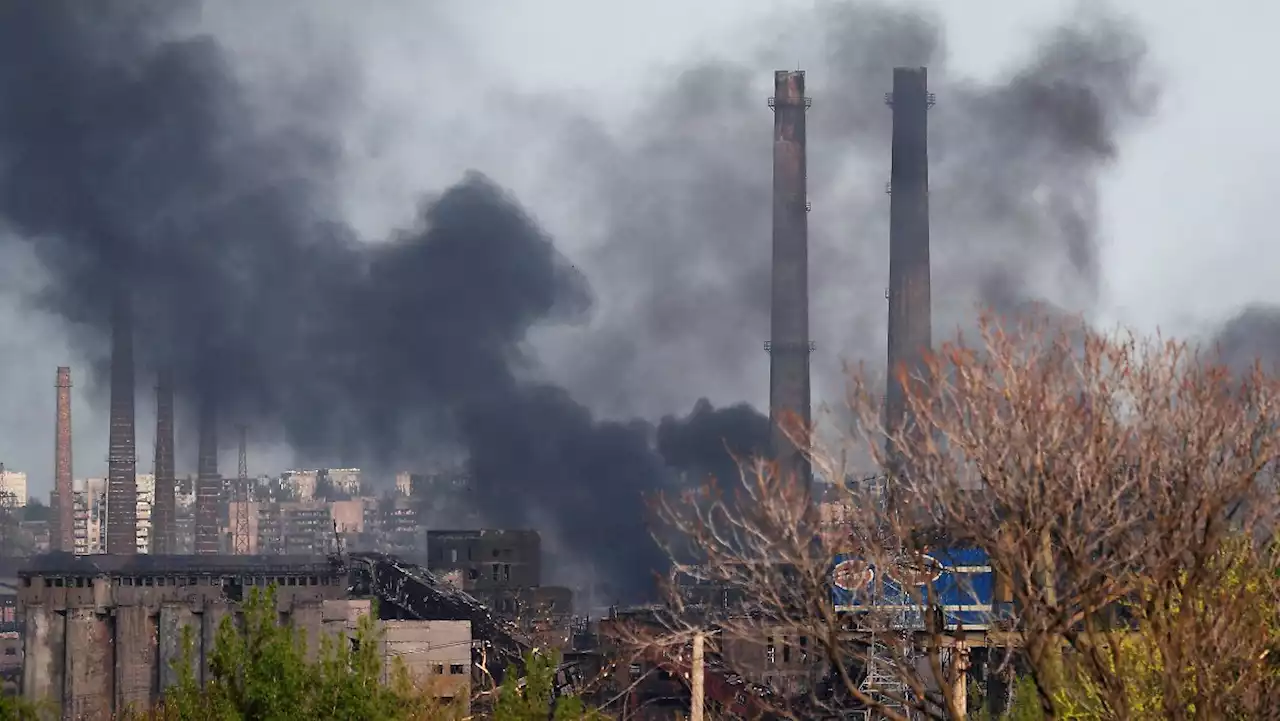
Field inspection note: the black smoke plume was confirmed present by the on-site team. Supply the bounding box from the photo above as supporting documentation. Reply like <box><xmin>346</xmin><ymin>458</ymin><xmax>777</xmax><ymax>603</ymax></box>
<box><xmin>0</xmin><ymin>0</ymin><xmax>767</xmax><ymax>598</ymax></box>
<box><xmin>535</xmin><ymin>3</ymin><xmax>1158</xmax><ymax>415</ymax></box>
<box><xmin>0</xmin><ymin>1</ymin><xmax>1166</xmax><ymax>598</ymax></box>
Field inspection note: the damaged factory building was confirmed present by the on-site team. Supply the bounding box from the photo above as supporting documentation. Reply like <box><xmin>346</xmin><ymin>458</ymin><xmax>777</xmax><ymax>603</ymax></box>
<box><xmin>19</xmin><ymin>553</ymin><xmax>475</xmax><ymax>719</ymax></box>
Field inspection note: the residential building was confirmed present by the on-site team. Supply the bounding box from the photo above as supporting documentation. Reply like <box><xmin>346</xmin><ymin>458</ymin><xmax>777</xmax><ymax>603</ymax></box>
<box><xmin>326</xmin><ymin>468</ymin><xmax>362</xmax><ymax>496</ymax></box>
<box><xmin>73</xmin><ymin>477</ymin><xmax>107</xmax><ymax>555</ymax></box>
<box><xmin>135</xmin><ymin>473</ymin><xmax>154</xmax><ymax>554</ymax></box>
<box><xmin>0</xmin><ymin>470</ymin><xmax>26</xmax><ymax>508</ymax></box>
<box><xmin>282</xmin><ymin>470</ymin><xmax>318</xmax><ymax>501</ymax></box>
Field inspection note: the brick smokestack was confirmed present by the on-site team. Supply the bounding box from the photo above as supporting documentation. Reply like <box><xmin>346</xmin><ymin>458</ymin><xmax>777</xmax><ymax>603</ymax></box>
<box><xmin>53</xmin><ymin>366</ymin><xmax>74</xmax><ymax>552</ymax></box>
<box><xmin>194</xmin><ymin>392</ymin><xmax>221</xmax><ymax>555</ymax></box>
<box><xmin>885</xmin><ymin>67</ymin><xmax>933</xmax><ymax>460</ymax></box>
<box><xmin>768</xmin><ymin>70</ymin><xmax>813</xmax><ymax>486</ymax></box>
<box><xmin>150</xmin><ymin>370</ymin><xmax>177</xmax><ymax>555</ymax></box>
<box><xmin>105</xmin><ymin>292</ymin><xmax>138</xmax><ymax>554</ymax></box>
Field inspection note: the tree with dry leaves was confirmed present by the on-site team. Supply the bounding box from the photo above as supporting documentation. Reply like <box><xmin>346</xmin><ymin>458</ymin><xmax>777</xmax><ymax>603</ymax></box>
<box><xmin>630</xmin><ymin>314</ymin><xmax>1280</xmax><ymax>721</ymax></box>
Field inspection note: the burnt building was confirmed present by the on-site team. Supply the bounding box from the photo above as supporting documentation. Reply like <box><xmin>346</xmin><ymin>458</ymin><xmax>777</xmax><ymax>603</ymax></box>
<box><xmin>426</xmin><ymin>530</ymin><xmax>572</xmax><ymax>618</ymax></box>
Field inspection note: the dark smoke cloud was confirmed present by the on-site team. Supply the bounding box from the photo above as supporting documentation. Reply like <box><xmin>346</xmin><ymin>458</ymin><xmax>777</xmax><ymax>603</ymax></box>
<box><xmin>0</xmin><ymin>0</ymin><xmax>1167</xmax><ymax>597</ymax></box>
<box><xmin>1210</xmin><ymin>306</ymin><xmax>1280</xmax><ymax>371</ymax></box>
<box><xmin>0</xmin><ymin>0</ymin><xmax>768</xmax><ymax>599</ymax></box>
<box><xmin>537</xmin><ymin>3</ymin><xmax>1158</xmax><ymax>421</ymax></box>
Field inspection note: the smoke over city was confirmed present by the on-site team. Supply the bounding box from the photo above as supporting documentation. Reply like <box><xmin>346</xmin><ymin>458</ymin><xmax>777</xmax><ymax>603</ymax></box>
<box><xmin>0</xmin><ymin>0</ymin><xmax>1165</xmax><ymax>595</ymax></box>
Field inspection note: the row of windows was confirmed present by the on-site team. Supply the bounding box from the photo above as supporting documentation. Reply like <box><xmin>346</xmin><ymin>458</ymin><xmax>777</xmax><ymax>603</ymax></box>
<box><xmin>431</xmin><ymin>663</ymin><xmax>467</xmax><ymax>675</ymax></box>
<box><xmin>29</xmin><ymin>574</ymin><xmax>338</xmax><ymax>589</ymax></box>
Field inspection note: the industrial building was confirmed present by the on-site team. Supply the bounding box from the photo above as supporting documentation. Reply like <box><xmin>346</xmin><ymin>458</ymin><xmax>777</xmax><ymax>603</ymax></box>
<box><xmin>18</xmin><ymin>553</ymin><xmax>476</xmax><ymax>718</ymax></box>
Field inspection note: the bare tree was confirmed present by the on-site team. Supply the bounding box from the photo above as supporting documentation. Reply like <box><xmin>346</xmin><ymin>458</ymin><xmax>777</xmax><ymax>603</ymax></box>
<box><xmin>630</xmin><ymin>314</ymin><xmax>1280</xmax><ymax>721</ymax></box>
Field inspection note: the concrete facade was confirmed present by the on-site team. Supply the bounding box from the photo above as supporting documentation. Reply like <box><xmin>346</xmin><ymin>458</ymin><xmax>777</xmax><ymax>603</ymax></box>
<box><xmin>381</xmin><ymin>620</ymin><xmax>471</xmax><ymax>713</ymax></box>
<box><xmin>18</xmin><ymin>554</ymin><xmax>351</xmax><ymax>719</ymax></box>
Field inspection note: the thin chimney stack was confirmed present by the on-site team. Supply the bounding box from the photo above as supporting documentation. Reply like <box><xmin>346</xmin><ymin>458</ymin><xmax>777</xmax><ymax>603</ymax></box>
<box><xmin>767</xmin><ymin>70</ymin><xmax>814</xmax><ymax>487</ymax></box>
<box><xmin>105</xmin><ymin>291</ymin><xmax>138</xmax><ymax>554</ymax></box>
<box><xmin>150</xmin><ymin>370</ymin><xmax>177</xmax><ymax>555</ymax></box>
<box><xmin>53</xmin><ymin>366</ymin><xmax>74</xmax><ymax>553</ymax></box>
<box><xmin>884</xmin><ymin>67</ymin><xmax>933</xmax><ymax>465</ymax></box>
<box><xmin>193</xmin><ymin>392</ymin><xmax>221</xmax><ymax>555</ymax></box>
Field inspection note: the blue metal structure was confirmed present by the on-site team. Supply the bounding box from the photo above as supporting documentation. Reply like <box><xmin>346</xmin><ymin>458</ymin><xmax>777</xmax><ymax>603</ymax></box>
<box><xmin>831</xmin><ymin>547</ymin><xmax>995</xmax><ymax>629</ymax></box>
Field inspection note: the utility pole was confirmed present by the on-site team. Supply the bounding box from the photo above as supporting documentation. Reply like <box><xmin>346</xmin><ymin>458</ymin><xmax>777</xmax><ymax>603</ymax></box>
<box><xmin>691</xmin><ymin>631</ymin><xmax>705</xmax><ymax>721</ymax></box>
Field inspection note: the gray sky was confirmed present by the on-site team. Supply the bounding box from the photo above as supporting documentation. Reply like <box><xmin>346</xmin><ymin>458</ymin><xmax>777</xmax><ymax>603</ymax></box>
<box><xmin>1</xmin><ymin>0</ymin><xmax>1273</xmax><ymax>494</ymax></box>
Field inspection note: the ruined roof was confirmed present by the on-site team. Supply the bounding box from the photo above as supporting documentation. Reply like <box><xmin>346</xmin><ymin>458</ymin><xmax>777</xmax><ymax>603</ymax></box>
<box><xmin>19</xmin><ymin>552</ymin><xmax>342</xmax><ymax>577</ymax></box>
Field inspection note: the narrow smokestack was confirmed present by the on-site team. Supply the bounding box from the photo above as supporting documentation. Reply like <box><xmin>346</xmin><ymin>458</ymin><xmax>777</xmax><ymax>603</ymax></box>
<box><xmin>767</xmin><ymin>70</ymin><xmax>813</xmax><ymax>486</ymax></box>
<box><xmin>53</xmin><ymin>366</ymin><xmax>74</xmax><ymax>552</ymax></box>
<box><xmin>105</xmin><ymin>292</ymin><xmax>138</xmax><ymax>554</ymax></box>
<box><xmin>150</xmin><ymin>370</ymin><xmax>176</xmax><ymax>555</ymax></box>
<box><xmin>194</xmin><ymin>392</ymin><xmax>221</xmax><ymax>555</ymax></box>
<box><xmin>885</xmin><ymin>67</ymin><xmax>933</xmax><ymax>464</ymax></box>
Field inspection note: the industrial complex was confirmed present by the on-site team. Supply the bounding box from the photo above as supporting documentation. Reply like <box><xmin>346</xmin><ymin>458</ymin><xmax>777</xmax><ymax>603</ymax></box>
<box><xmin>0</xmin><ymin>65</ymin><xmax>1010</xmax><ymax>719</ymax></box>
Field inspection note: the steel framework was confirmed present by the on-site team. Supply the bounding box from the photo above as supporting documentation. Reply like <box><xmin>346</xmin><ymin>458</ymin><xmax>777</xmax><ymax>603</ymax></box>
<box><xmin>233</xmin><ymin>424</ymin><xmax>251</xmax><ymax>554</ymax></box>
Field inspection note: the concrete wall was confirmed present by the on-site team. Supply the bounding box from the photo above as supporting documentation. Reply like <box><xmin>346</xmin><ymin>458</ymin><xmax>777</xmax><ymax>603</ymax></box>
<box><xmin>19</xmin><ymin>563</ymin><xmax>350</xmax><ymax>719</ymax></box>
<box><xmin>380</xmin><ymin>620</ymin><xmax>471</xmax><ymax>713</ymax></box>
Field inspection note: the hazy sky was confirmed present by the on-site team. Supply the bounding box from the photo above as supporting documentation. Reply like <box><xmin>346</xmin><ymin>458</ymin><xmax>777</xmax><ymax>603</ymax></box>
<box><xmin>1</xmin><ymin>0</ymin><xmax>1274</xmax><ymax>494</ymax></box>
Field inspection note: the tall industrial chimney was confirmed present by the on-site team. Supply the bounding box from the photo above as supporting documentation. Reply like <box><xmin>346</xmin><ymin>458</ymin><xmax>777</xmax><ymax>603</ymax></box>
<box><xmin>194</xmin><ymin>392</ymin><xmax>221</xmax><ymax>555</ymax></box>
<box><xmin>53</xmin><ymin>366</ymin><xmax>74</xmax><ymax>552</ymax></box>
<box><xmin>105</xmin><ymin>292</ymin><xmax>138</xmax><ymax>554</ymax></box>
<box><xmin>884</xmin><ymin>67</ymin><xmax>933</xmax><ymax>459</ymax></box>
<box><xmin>767</xmin><ymin>70</ymin><xmax>813</xmax><ymax>486</ymax></box>
<box><xmin>150</xmin><ymin>370</ymin><xmax>177</xmax><ymax>555</ymax></box>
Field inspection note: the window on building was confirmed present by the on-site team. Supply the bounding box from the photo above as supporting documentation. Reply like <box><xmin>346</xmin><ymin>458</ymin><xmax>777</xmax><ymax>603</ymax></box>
<box><xmin>629</xmin><ymin>663</ymin><xmax>641</xmax><ymax>679</ymax></box>
<box><xmin>766</xmin><ymin>637</ymin><xmax>776</xmax><ymax>665</ymax></box>
<box><xmin>799</xmin><ymin>636</ymin><xmax>809</xmax><ymax>662</ymax></box>
<box><xmin>3</xmin><ymin>648</ymin><xmax>14</xmax><ymax>656</ymax></box>
<box><xmin>783</xmin><ymin>640</ymin><xmax>791</xmax><ymax>663</ymax></box>
<box><xmin>492</xmin><ymin>565</ymin><xmax>499</xmax><ymax>581</ymax></box>
<box><xmin>450</xmin><ymin>549</ymin><xmax>458</xmax><ymax>563</ymax></box>
<box><xmin>450</xmin><ymin>664</ymin><xmax>465</xmax><ymax>675</ymax></box>
<box><xmin>502</xmin><ymin>564</ymin><xmax>510</xmax><ymax>581</ymax></box>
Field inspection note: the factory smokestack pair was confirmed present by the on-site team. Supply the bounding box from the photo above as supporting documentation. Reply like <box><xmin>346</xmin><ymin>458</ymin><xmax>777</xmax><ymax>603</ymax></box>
<box><xmin>99</xmin><ymin>292</ymin><xmax>183</xmax><ymax>555</ymax></box>
<box><xmin>765</xmin><ymin>68</ymin><xmax>931</xmax><ymax>489</ymax></box>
